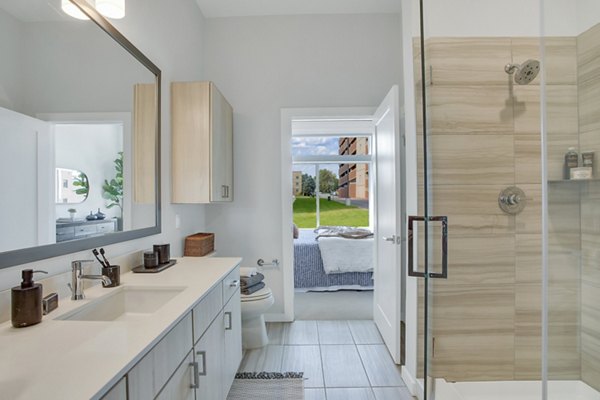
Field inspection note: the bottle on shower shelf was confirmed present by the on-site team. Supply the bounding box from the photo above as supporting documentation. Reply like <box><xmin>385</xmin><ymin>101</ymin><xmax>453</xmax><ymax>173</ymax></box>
<box><xmin>564</xmin><ymin>147</ymin><xmax>579</xmax><ymax>179</ymax></box>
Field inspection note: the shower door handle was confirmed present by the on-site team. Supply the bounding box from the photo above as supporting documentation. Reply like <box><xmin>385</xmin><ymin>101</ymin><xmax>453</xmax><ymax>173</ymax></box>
<box><xmin>408</xmin><ymin>215</ymin><xmax>448</xmax><ymax>279</ymax></box>
<box><xmin>428</xmin><ymin>216</ymin><xmax>448</xmax><ymax>279</ymax></box>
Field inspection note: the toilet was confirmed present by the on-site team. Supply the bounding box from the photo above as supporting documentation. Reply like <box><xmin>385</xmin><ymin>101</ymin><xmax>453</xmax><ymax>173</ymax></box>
<box><xmin>240</xmin><ymin>286</ymin><xmax>274</xmax><ymax>349</ymax></box>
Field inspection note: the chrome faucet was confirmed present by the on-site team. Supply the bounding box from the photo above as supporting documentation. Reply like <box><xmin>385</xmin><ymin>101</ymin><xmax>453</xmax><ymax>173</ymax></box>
<box><xmin>68</xmin><ymin>260</ymin><xmax>112</xmax><ymax>300</ymax></box>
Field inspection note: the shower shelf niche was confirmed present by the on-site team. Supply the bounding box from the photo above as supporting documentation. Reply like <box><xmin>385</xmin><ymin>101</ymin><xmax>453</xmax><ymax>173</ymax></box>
<box><xmin>548</xmin><ymin>179</ymin><xmax>600</xmax><ymax>183</ymax></box>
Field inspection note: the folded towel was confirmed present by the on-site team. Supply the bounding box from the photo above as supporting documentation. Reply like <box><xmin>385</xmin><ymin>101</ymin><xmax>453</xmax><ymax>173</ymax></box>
<box><xmin>241</xmin><ymin>272</ymin><xmax>264</xmax><ymax>288</ymax></box>
<box><xmin>241</xmin><ymin>281</ymin><xmax>265</xmax><ymax>295</ymax></box>
<box><xmin>240</xmin><ymin>267</ymin><xmax>257</xmax><ymax>277</ymax></box>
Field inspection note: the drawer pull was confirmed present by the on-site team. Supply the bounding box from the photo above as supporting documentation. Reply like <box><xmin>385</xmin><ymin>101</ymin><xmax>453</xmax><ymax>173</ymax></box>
<box><xmin>225</xmin><ymin>311</ymin><xmax>232</xmax><ymax>330</ymax></box>
<box><xmin>196</xmin><ymin>351</ymin><xmax>207</xmax><ymax>376</ymax></box>
<box><xmin>190</xmin><ymin>361</ymin><xmax>200</xmax><ymax>388</ymax></box>
<box><xmin>229</xmin><ymin>280</ymin><xmax>240</xmax><ymax>288</ymax></box>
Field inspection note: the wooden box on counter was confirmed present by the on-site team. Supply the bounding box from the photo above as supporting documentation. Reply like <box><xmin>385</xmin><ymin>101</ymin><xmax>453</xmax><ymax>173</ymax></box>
<box><xmin>184</xmin><ymin>233</ymin><xmax>215</xmax><ymax>257</ymax></box>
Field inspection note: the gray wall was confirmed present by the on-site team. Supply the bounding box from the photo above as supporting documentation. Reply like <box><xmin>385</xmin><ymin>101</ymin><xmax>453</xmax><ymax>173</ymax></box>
<box><xmin>203</xmin><ymin>13</ymin><xmax>403</xmax><ymax>316</ymax></box>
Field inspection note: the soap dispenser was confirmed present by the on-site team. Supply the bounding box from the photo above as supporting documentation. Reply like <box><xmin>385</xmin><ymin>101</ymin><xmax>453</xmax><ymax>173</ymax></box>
<box><xmin>11</xmin><ymin>269</ymin><xmax>47</xmax><ymax>328</ymax></box>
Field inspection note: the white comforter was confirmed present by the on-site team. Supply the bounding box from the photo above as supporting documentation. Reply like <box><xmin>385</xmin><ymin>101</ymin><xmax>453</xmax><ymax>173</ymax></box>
<box><xmin>317</xmin><ymin>236</ymin><xmax>374</xmax><ymax>274</ymax></box>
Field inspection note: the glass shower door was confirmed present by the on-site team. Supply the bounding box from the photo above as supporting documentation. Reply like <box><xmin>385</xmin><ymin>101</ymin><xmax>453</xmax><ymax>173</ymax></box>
<box><xmin>413</xmin><ymin>0</ymin><xmax>545</xmax><ymax>398</ymax></box>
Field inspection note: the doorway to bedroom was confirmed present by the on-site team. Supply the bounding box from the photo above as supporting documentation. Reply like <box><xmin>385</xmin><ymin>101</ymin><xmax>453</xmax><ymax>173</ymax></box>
<box><xmin>289</xmin><ymin>119</ymin><xmax>376</xmax><ymax>321</ymax></box>
<box><xmin>281</xmin><ymin>88</ymin><xmax>404</xmax><ymax>365</ymax></box>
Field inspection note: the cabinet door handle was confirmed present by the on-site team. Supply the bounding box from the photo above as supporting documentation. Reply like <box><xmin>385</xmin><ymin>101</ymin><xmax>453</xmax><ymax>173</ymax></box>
<box><xmin>225</xmin><ymin>311</ymin><xmax>232</xmax><ymax>330</ymax></box>
<box><xmin>196</xmin><ymin>351</ymin><xmax>207</xmax><ymax>376</ymax></box>
<box><xmin>229</xmin><ymin>279</ymin><xmax>240</xmax><ymax>288</ymax></box>
<box><xmin>190</xmin><ymin>361</ymin><xmax>200</xmax><ymax>388</ymax></box>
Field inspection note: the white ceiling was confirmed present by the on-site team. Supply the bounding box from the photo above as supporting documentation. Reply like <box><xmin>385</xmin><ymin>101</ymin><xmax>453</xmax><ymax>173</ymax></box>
<box><xmin>194</xmin><ymin>0</ymin><xmax>401</xmax><ymax>18</ymax></box>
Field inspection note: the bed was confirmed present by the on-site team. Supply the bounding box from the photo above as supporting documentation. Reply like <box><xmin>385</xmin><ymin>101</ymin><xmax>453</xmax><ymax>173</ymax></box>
<box><xmin>294</xmin><ymin>229</ymin><xmax>374</xmax><ymax>291</ymax></box>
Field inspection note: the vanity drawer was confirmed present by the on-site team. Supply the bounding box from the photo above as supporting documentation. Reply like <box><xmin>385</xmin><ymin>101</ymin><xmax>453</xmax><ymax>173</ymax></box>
<box><xmin>222</xmin><ymin>265</ymin><xmax>240</xmax><ymax>304</ymax></box>
<box><xmin>56</xmin><ymin>226</ymin><xmax>75</xmax><ymax>242</ymax></box>
<box><xmin>74</xmin><ymin>224</ymin><xmax>97</xmax><ymax>237</ymax></box>
<box><xmin>192</xmin><ymin>284</ymin><xmax>223</xmax><ymax>344</ymax></box>
<box><xmin>128</xmin><ymin>313</ymin><xmax>193</xmax><ymax>400</ymax></box>
<box><xmin>96</xmin><ymin>222</ymin><xmax>115</xmax><ymax>233</ymax></box>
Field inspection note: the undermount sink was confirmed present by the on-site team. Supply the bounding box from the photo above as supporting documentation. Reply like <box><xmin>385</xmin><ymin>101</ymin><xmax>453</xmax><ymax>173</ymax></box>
<box><xmin>57</xmin><ymin>286</ymin><xmax>186</xmax><ymax>322</ymax></box>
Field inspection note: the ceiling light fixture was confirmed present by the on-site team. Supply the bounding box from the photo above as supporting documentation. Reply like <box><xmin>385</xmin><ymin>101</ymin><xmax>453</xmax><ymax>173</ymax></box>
<box><xmin>95</xmin><ymin>0</ymin><xmax>125</xmax><ymax>19</ymax></box>
<box><xmin>61</xmin><ymin>0</ymin><xmax>125</xmax><ymax>20</ymax></box>
<box><xmin>61</xmin><ymin>0</ymin><xmax>94</xmax><ymax>20</ymax></box>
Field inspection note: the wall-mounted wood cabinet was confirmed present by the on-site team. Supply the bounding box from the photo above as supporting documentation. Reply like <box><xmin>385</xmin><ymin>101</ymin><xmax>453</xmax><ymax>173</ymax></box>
<box><xmin>133</xmin><ymin>83</ymin><xmax>157</xmax><ymax>204</ymax></box>
<box><xmin>171</xmin><ymin>81</ymin><xmax>233</xmax><ymax>203</ymax></box>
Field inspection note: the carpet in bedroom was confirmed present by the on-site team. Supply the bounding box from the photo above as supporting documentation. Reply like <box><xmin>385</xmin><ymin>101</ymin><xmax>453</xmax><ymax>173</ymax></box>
<box><xmin>294</xmin><ymin>290</ymin><xmax>373</xmax><ymax>320</ymax></box>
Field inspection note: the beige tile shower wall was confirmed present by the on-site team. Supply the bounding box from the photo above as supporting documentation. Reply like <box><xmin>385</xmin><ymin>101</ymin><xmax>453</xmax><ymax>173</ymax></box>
<box><xmin>415</xmin><ymin>36</ymin><xmax>580</xmax><ymax>382</ymax></box>
<box><xmin>578</xmin><ymin>23</ymin><xmax>600</xmax><ymax>392</ymax></box>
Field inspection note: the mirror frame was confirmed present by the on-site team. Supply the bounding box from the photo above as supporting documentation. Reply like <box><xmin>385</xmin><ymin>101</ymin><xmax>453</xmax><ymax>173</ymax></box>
<box><xmin>0</xmin><ymin>0</ymin><xmax>161</xmax><ymax>269</ymax></box>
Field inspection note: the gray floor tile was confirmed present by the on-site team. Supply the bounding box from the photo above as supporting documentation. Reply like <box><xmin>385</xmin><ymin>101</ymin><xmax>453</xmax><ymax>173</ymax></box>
<box><xmin>281</xmin><ymin>345</ymin><xmax>324</xmax><ymax>388</ymax></box>
<box><xmin>357</xmin><ymin>345</ymin><xmax>404</xmax><ymax>386</ymax></box>
<box><xmin>283</xmin><ymin>320</ymin><xmax>319</xmax><ymax>345</ymax></box>
<box><xmin>238</xmin><ymin>345</ymin><xmax>284</xmax><ymax>373</ymax></box>
<box><xmin>372</xmin><ymin>386</ymin><xmax>415</xmax><ymax>400</ymax></box>
<box><xmin>321</xmin><ymin>345</ymin><xmax>370</xmax><ymax>388</ymax></box>
<box><xmin>266</xmin><ymin>322</ymin><xmax>285</xmax><ymax>344</ymax></box>
<box><xmin>304</xmin><ymin>388</ymin><xmax>327</xmax><ymax>400</ymax></box>
<box><xmin>326</xmin><ymin>388</ymin><xmax>376</xmax><ymax>400</ymax></box>
<box><xmin>348</xmin><ymin>320</ymin><xmax>384</xmax><ymax>344</ymax></box>
<box><xmin>317</xmin><ymin>320</ymin><xmax>354</xmax><ymax>345</ymax></box>
<box><xmin>295</xmin><ymin>291</ymin><xmax>373</xmax><ymax>320</ymax></box>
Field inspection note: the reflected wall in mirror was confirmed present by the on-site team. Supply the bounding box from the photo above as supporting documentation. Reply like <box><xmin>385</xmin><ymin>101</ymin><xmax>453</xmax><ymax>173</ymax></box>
<box><xmin>0</xmin><ymin>0</ymin><xmax>160</xmax><ymax>265</ymax></box>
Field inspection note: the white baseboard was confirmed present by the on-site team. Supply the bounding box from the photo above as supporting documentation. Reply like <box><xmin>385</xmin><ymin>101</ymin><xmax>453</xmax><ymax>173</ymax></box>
<box><xmin>401</xmin><ymin>367</ymin><xmax>424</xmax><ymax>400</ymax></box>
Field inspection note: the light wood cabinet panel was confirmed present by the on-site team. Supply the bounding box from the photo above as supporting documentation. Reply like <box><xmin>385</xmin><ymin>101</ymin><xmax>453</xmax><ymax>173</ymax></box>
<box><xmin>209</xmin><ymin>83</ymin><xmax>234</xmax><ymax>202</ymax></box>
<box><xmin>223</xmin><ymin>291</ymin><xmax>242</xmax><ymax>397</ymax></box>
<box><xmin>156</xmin><ymin>351</ymin><xmax>195</xmax><ymax>400</ymax></box>
<box><xmin>172</xmin><ymin>81</ymin><xmax>233</xmax><ymax>204</ymax></box>
<box><xmin>133</xmin><ymin>83</ymin><xmax>157</xmax><ymax>204</ymax></box>
<box><xmin>194</xmin><ymin>312</ymin><xmax>225</xmax><ymax>400</ymax></box>
<box><xmin>128</xmin><ymin>313</ymin><xmax>193</xmax><ymax>400</ymax></box>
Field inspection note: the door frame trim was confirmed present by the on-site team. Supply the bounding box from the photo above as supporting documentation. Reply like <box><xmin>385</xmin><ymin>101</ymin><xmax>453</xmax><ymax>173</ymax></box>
<box><xmin>271</xmin><ymin>107</ymin><xmax>376</xmax><ymax>322</ymax></box>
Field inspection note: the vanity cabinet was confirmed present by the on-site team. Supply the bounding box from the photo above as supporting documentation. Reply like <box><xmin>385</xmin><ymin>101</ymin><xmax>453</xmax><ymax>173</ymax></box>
<box><xmin>194</xmin><ymin>310</ymin><xmax>225</xmax><ymax>399</ymax></box>
<box><xmin>223</xmin><ymin>292</ymin><xmax>242</xmax><ymax>395</ymax></box>
<box><xmin>128</xmin><ymin>313</ymin><xmax>193</xmax><ymax>400</ymax></box>
<box><xmin>125</xmin><ymin>266</ymin><xmax>241</xmax><ymax>400</ymax></box>
<box><xmin>100</xmin><ymin>377</ymin><xmax>127</xmax><ymax>400</ymax></box>
<box><xmin>56</xmin><ymin>220</ymin><xmax>117</xmax><ymax>242</ymax></box>
<box><xmin>155</xmin><ymin>352</ymin><xmax>195</xmax><ymax>400</ymax></box>
<box><xmin>171</xmin><ymin>81</ymin><xmax>233</xmax><ymax>204</ymax></box>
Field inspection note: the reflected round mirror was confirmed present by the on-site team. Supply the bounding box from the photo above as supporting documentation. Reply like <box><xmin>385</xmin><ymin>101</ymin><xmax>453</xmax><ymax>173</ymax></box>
<box><xmin>55</xmin><ymin>168</ymin><xmax>89</xmax><ymax>204</ymax></box>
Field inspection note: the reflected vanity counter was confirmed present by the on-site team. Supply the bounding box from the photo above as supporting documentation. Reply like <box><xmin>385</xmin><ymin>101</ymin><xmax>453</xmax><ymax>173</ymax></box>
<box><xmin>56</xmin><ymin>219</ymin><xmax>118</xmax><ymax>242</ymax></box>
<box><xmin>0</xmin><ymin>256</ymin><xmax>242</xmax><ymax>400</ymax></box>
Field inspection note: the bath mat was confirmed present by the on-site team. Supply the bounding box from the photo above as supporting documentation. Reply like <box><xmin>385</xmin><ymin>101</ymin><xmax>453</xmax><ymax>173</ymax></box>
<box><xmin>227</xmin><ymin>372</ymin><xmax>304</xmax><ymax>400</ymax></box>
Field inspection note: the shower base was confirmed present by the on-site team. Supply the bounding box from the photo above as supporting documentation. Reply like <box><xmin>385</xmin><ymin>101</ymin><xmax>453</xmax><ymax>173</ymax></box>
<box><xmin>435</xmin><ymin>379</ymin><xmax>600</xmax><ymax>400</ymax></box>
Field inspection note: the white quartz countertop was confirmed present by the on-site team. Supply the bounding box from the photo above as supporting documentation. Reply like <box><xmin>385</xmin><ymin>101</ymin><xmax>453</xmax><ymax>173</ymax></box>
<box><xmin>0</xmin><ymin>256</ymin><xmax>242</xmax><ymax>400</ymax></box>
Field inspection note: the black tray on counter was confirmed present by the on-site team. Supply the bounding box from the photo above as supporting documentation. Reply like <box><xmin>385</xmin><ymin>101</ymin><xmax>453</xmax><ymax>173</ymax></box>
<box><xmin>132</xmin><ymin>259</ymin><xmax>177</xmax><ymax>273</ymax></box>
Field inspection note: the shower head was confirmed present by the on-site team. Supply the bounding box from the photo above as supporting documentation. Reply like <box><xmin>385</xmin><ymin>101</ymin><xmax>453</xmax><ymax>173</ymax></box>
<box><xmin>504</xmin><ymin>59</ymin><xmax>540</xmax><ymax>85</ymax></box>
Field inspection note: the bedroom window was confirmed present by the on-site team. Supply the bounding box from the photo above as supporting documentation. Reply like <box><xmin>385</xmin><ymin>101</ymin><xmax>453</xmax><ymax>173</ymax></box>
<box><xmin>292</xmin><ymin>134</ymin><xmax>372</xmax><ymax>230</ymax></box>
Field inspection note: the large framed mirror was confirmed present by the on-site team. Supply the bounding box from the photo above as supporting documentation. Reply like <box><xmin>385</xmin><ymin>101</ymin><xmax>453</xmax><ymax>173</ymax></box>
<box><xmin>0</xmin><ymin>0</ymin><xmax>161</xmax><ymax>268</ymax></box>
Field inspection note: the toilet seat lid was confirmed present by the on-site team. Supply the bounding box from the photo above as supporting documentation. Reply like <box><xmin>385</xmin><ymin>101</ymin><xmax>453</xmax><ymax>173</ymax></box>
<box><xmin>241</xmin><ymin>287</ymin><xmax>272</xmax><ymax>302</ymax></box>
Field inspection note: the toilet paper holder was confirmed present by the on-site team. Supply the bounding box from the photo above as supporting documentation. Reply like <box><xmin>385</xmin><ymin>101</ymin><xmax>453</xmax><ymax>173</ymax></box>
<box><xmin>257</xmin><ymin>258</ymin><xmax>279</xmax><ymax>267</ymax></box>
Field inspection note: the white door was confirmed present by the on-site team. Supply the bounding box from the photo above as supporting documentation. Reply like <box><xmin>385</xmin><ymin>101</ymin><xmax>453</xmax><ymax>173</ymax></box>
<box><xmin>373</xmin><ymin>85</ymin><xmax>402</xmax><ymax>364</ymax></box>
